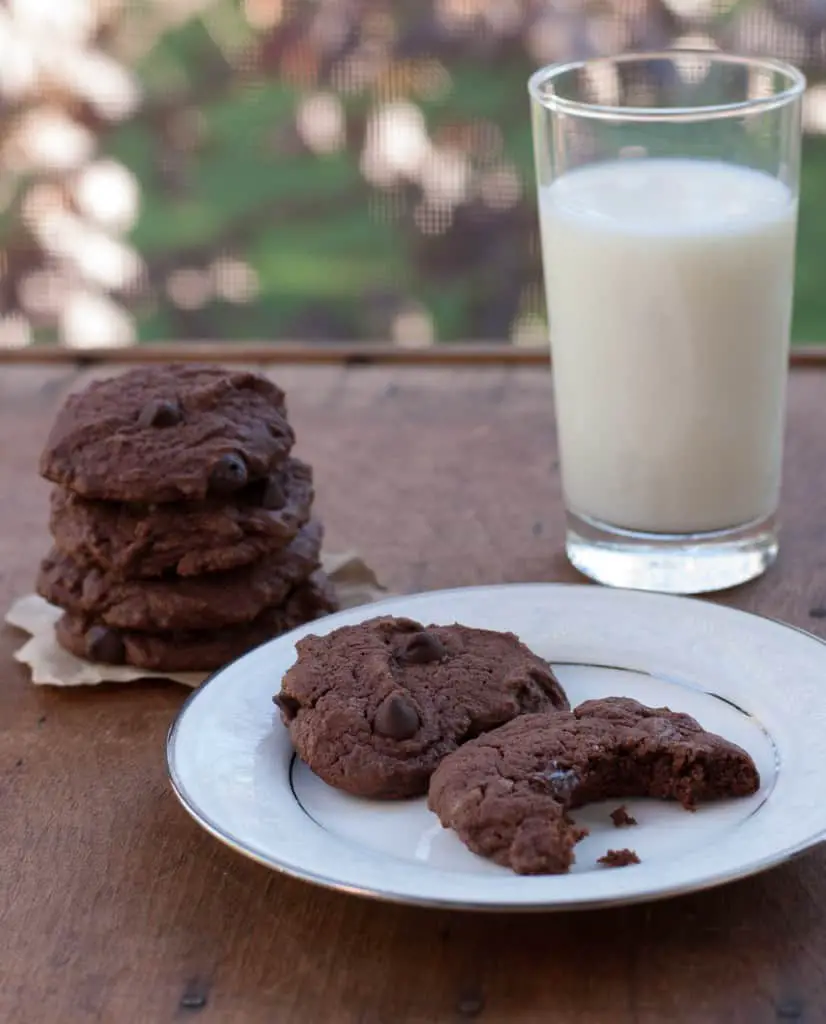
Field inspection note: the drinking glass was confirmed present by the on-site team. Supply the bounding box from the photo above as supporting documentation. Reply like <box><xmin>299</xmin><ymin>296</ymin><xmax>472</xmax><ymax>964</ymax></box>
<box><xmin>529</xmin><ymin>52</ymin><xmax>805</xmax><ymax>593</ymax></box>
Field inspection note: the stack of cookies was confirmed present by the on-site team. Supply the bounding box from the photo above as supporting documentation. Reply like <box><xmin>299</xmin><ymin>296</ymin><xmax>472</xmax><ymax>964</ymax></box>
<box><xmin>35</xmin><ymin>364</ymin><xmax>338</xmax><ymax>673</ymax></box>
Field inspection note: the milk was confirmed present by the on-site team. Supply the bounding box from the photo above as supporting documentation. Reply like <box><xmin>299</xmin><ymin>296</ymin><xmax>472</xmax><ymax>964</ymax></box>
<box><xmin>540</xmin><ymin>158</ymin><xmax>797</xmax><ymax>534</ymax></box>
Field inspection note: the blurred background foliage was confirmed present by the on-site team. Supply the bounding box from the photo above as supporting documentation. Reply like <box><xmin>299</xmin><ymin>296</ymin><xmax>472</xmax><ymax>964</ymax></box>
<box><xmin>0</xmin><ymin>0</ymin><xmax>825</xmax><ymax>350</ymax></box>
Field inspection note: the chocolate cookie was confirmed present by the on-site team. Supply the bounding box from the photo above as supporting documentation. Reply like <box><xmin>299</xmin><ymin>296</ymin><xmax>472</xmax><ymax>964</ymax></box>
<box><xmin>49</xmin><ymin>458</ymin><xmax>314</xmax><ymax>579</ymax></box>
<box><xmin>428</xmin><ymin>698</ymin><xmax>760</xmax><ymax>875</ymax></box>
<box><xmin>38</xmin><ymin>520</ymin><xmax>322</xmax><ymax>632</ymax></box>
<box><xmin>39</xmin><ymin>364</ymin><xmax>294</xmax><ymax>502</ymax></box>
<box><xmin>55</xmin><ymin>571</ymin><xmax>339</xmax><ymax>672</ymax></box>
<box><xmin>275</xmin><ymin>617</ymin><xmax>569</xmax><ymax>799</ymax></box>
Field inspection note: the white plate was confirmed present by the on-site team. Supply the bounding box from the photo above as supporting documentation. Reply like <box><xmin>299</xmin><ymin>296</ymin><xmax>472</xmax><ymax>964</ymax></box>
<box><xmin>167</xmin><ymin>584</ymin><xmax>826</xmax><ymax>911</ymax></box>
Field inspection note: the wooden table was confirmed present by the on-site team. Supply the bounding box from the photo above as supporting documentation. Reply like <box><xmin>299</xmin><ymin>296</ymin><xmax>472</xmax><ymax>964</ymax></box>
<box><xmin>3</xmin><ymin>362</ymin><xmax>826</xmax><ymax>1024</ymax></box>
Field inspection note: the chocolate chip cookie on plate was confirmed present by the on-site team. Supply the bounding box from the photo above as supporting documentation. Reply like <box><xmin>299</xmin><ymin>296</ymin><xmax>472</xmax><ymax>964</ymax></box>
<box><xmin>274</xmin><ymin>615</ymin><xmax>569</xmax><ymax>799</ymax></box>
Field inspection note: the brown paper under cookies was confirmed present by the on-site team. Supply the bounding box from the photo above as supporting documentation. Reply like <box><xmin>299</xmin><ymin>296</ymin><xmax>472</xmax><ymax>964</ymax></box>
<box><xmin>5</xmin><ymin>552</ymin><xmax>388</xmax><ymax>688</ymax></box>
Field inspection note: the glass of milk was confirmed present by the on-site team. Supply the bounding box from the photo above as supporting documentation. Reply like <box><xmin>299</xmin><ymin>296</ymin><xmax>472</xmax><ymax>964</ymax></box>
<box><xmin>529</xmin><ymin>52</ymin><xmax>805</xmax><ymax>594</ymax></box>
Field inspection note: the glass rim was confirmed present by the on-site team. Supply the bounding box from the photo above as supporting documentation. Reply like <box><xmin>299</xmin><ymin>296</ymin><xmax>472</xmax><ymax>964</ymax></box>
<box><xmin>528</xmin><ymin>51</ymin><xmax>806</xmax><ymax>123</ymax></box>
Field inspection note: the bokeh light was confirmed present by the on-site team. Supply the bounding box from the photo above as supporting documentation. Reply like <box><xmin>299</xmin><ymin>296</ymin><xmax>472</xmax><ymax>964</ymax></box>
<box><xmin>74</xmin><ymin>160</ymin><xmax>141</xmax><ymax>233</ymax></box>
<box><xmin>60</xmin><ymin>289</ymin><xmax>136</xmax><ymax>348</ymax></box>
<box><xmin>212</xmin><ymin>257</ymin><xmax>260</xmax><ymax>304</ymax></box>
<box><xmin>297</xmin><ymin>92</ymin><xmax>346</xmax><ymax>154</ymax></box>
<box><xmin>166</xmin><ymin>268</ymin><xmax>212</xmax><ymax>310</ymax></box>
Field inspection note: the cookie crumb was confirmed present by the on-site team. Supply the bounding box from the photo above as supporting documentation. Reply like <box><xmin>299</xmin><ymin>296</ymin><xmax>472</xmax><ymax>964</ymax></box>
<box><xmin>610</xmin><ymin>805</ymin><xmax>637</xmax><ymax>828</ymax></box>
<box><xmin>598</xmin><ymin>848</ymin><xmax>640</xmax><ymax>868</ymax></box>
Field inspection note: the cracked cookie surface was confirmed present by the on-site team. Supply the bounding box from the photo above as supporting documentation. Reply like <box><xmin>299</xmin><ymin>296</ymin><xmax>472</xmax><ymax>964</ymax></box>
<box><xmin>40</xmin><ymin>364</ymin><xmax>294</xmax><ymax>502</ymax></box>
<box><xmin>274</xmin><ymin>616</ymin><xmax>569</xmax><ymax>799</ymax></box>
<box><xmin>38</xmin><ymin>521</ymin><xmax>322</xmax><ymax>632</ymax></box>
<box><xmin>49</xmin><ymin>457</ymin><xmax>314</xmax><ymax>579</ymax></box>
<box><xmin>55</xmin><ymin>570</ymin><xmax>338</xmax><ymax>672</ymax></box>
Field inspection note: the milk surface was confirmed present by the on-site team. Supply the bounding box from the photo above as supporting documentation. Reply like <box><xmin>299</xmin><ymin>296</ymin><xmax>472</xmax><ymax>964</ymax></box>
<box><xmin>540</xmin><ymin>158</ymin><xmax>797</xmax><ymax>534</ymax></box>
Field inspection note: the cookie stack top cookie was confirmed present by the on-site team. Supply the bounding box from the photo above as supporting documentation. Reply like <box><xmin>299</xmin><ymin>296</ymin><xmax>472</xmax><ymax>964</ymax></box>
<box><xmin>36</xmin><ymin>364</ymin><xmax>338</xmax><ymax>672</ymax></box>
<box><xmin>40</xmin><ymin>364</ymin><xmax>295</xmax><ymax>503</ymax></box>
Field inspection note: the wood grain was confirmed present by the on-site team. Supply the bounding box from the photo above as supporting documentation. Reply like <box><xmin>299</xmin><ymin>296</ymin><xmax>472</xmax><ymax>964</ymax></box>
<box><xmin>2</xmin><ymin>363</ymin><xmax>826</xmax><ymax>1023</ymax></box>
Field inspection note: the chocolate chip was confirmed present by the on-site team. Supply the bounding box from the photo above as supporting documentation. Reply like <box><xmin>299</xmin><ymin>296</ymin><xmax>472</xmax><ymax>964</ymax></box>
<box><xmin>179</xmin><ymin>977</ymin><xmax>210</xmax><ymax>1012</ymax></box>
<box><xmin>457</xmin><ymin>988</ymin><xmax>485</xmax><ymax>1019</ymax></box>
<box><xmin>179</xmin><ymin>992</ymin><xmax>207</xmax><ymax>1011</ymax></box>
<box><xmin>374</xmin><ymin>693</ymin><xmax>420</xmax><ymax>739</ymax></box>
<box><xmin>209</xmin><ymin>453</ymin><xmax>248</xmax><ymax>494</ymax></box>
<box><xmin>262</xmin><ymin>477</ymin><xmax>286</xmax><ymax>510</ymax></box>
<box><xmin>776</xmin><ymin>999</ymin><xmax>804</xmax><ymax>1021</ymax></box>
<box><xmin>530</xmin><ymin>765</ymin><xmax>579</xmax><ymax>798</ymax></box>
<box><xmin>400</xmin><ymin>630</ymin><xmax>446</xmax><ymax>665</ymax></box>
<box><xmin>273</xmin><ymin>693</ymin><xmax>300</xmax><ymax>721</ymax></box>
<box><xmin>137</xmin><ymin>398</ymin><xmax>182</xmax><ymax>428</ymax></box>
<box><xmin>512</xmin><ymin>667</ymin><xmax>558</xmax><ymax>711</ymax></box>
<box><xmin>86</xmin><ymin>625</ymin><xmax>126</xmax><ymax>665</ymax></box>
